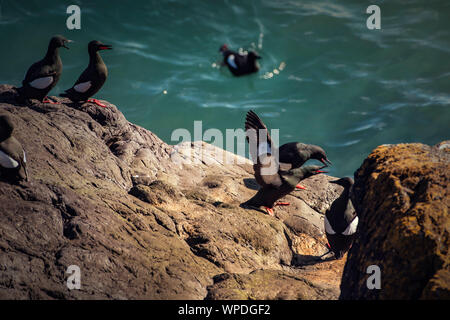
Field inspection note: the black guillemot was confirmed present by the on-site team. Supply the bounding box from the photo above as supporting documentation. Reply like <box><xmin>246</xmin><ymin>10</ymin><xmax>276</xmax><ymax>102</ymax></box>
<box><xmin>0</xmin><ymin>115</ymin><xmax>28</xmax><ymax>182</ymax></box>
<box><xmin>60</xmin><ymin>40</ymin><xmax>112</xmax><ymax>108</ymax></box>
<box><xmin>219</xmin><ymin>44</ymin><xmax>261</xmax><ymax>76</ymax></box>
<box><xmin>324</xmin><ymin>177</ymin><xmax>358</xmax><ymax>259</ymax></box>
<box><xmin>17</xmin><ymin>35</ymin><xmax>71</xmax><ymax>104</ymax></box>
<box><xmin>242</xmin><ymin>110</ymin><xmax>330</xmax><ymax>215</ymax></box>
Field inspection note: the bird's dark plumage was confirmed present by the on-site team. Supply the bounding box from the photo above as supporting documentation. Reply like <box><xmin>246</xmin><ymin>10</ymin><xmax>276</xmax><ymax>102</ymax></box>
<box><xmin>17</xmin><ymin>35</ymin><xmax>71</xmax><ymax>103</ymax></box>
<box><xmin>220</xmin><ymin>44</ymin><xmax>261</xmax><ymax>76</ymax></box>
<box><xmin>243</xmin><ymin>110</ymin><xmax>329</xmax><ymax>213</ymax></box>
<box><xmin>279</xmin><ymin>143</ymin><xmax>330</xmax><ymax>169</ymax></box>
<box><xmin>243</xmin><ymin>164</ymin><xmax>326</xmax><ymax>210</ymax></box>
<box><xmin>324</xmin><ymin>177</ymin><xmax>358</xmax><ymax>259</ymax></box>
<box><xmin>244</xmin><ymin>110</ymin><xmax>331</xmax><ymax>170</ymax></box>
<box><xmin>0</xmin><ymin>115</ymin><xmax>28</xmax><ymax>182</ymax></box>
<box><xmin>60</xmin><ymin>40</ymin><xmax>112</xmax><ymax>104</ymax></box>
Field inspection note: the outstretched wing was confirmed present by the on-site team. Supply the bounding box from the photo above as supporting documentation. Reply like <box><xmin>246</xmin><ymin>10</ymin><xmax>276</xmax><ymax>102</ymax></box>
<box><xmin>245</xmin><ymin>110</ymin><xmax>275</xmax><ymax>163</ymax></box>
<box><xmin>245</xmin><ymin>110</ymin><xmax>284</xmax><ymax>188</ymax></box>
<box><xmin>253</xmin><ymin>156</ymin><xmax>283</xmax><ymax>188</ymax></box>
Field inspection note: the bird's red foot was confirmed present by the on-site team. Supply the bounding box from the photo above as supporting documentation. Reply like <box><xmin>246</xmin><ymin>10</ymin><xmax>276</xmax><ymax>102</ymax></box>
<box><xmin>264</xmin><ymin>207</ymin><xmax>274</xmax><ymax>216</ymax></box>
<box><xmin>42</xmin><ymin>97</ymin><xmax>59</xmax><ymax>104</ymax></box>
<box><xmin>275</xmin><ymin>202</ymin><xmax>290</xmax><ymax>206</ymax></box>
<box><xmin>296</xmin><ymin>184</ymin><xmax>306</xmax><ymax>190</ymax></box>
<box><xmin>87</xmin><ymin>98</ymin><xmax>108</xmax><ymax>108</ymax></box>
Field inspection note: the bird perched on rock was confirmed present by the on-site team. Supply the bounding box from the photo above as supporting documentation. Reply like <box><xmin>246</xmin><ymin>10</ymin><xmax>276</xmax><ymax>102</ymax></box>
<box><xmin>0</xmin><ymin>115</ymin><xmax>28</xmax><ymax>182</ymax></box>
<box><xmin>219</xmin><ymin>44</ymin><xmax>261</xmax><ymax>76</ymax></box>
<box><xmin>17</xmin><ymin>35</ymin><xmax>71</xmax><ymax>104</ymax></box>
<box><xmin>324</xmin><ymin>177</ymin><xmax>358</xmax><ymax>259</ymax></box>
<box><xmin>243</xmin><ymin>110</ymin><xmax>331</xmax><ymax>215</ymax></box>
<box><xmin>242</xmin><ymin>164</ymin><xmax>327</xmax><ymax>216</ymax></box>
<box><xmin>60</xmin><ymin>40</ymin><xmax>112</xmax><ymax>108</ymax></box>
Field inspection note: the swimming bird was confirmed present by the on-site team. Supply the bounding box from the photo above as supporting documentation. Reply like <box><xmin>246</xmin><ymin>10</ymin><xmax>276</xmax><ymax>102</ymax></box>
<box><xmin>219</xmin><ymin>44</ymin><xmax>261</xmax><ymax>76</ymax></box>
<box><xmin>242</xmin><ymin>164</ymin><xmax>327</xmax><ymax>216</ymax></box>
<box><xmin>17</xmin><ymin>35</ymin><xmax>71</xmax><ymax>104</ymax></box>
<box><xmin>60</xmin><ymin>40</ymin><xmax>112</xmax><ymax>108</ymax></box>
<box><xmin>324</xmin><ymin>177</ymin><xmax>358</xmax><ymax>259</ymax></box>
<box><xmin>0</xmin><ymin>115</ymin><xmax>28</xmax><ymax>182</ymax></box>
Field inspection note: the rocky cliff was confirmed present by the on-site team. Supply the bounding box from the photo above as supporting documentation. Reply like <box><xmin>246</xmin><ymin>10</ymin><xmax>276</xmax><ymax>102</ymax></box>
<box><xmin>0</xmin><ymin>84</ymin><xmax>347</xmax><ymax>300</ymax></box>
<box><xmin>340</xmin><ymin>142</ymin><xmax>450</xmax><ymax>299</ymax></box>
<box><xmin>2</xmin><ymin>84</ymin><xmax>448</xmax><ymax>300</ymax></box>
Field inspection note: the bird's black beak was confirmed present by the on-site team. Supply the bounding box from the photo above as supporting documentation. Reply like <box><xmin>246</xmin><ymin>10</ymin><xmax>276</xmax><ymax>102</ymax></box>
<box><xmin>256</xmin><ymin>55</ymin><xmax>262</xmax><ymax>60</ymax></box>
<box><xmin>63</xmin><ymin>40</ymin><xmax>73</xmax><ymax>49</ymax></box>
<box><xmin>99</xmin><ymin>44</ymin><xmax>113</xmax><ymax>50</ymax></box>
<box><xmin>321</xmin><ymin>157</ymin><xmax>332</xmax><ymax>166</ymax></box>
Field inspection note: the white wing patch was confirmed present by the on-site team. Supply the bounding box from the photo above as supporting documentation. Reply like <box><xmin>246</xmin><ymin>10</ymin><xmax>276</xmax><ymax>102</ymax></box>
<box><xmin>0</xmin><ymin>149</ymin><xmax>19</xmax><ymax>168</ymax></box>
<box><xmin>29</xmin><ymin>76</ymin><xmax>53</xmax><ymax>89</ymax></box>
<box><xmin>324</xmin><ymin>216</ymin><xmax>336</xmax><ymax>235</ymax></box>
<box><xmin>74</xmin><ymin>81</ymin><xmax>92</xmax><ymax>93</ymax></box>
<box><xmin>258</xmin><ymin>142</ymin><xmax>271</xmax><ymax>157</ymax></box>
<box><xmin>342</xmin><ymin>216</ymin><xmax>359</xmax><ymax>236</ymax></box>
<box><xmin>227</xmin><ymin>55</ymin><xmax>238</xmax><ymax>69</ymax></box>
<box><xmin>23</xmin><ymin>150</ymin><xmax>27</xmax><ymax>163</ymax></box>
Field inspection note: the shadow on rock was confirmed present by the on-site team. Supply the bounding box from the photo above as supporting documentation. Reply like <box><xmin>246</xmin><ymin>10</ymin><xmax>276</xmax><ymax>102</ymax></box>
<box><xmin>292</xmin><ymin>253</ymin><xmax>336</xmax><ymax>267</ymax></box>
<box><xmin>243</xmin><ymin>178</ymin><xmax>259</xmax><ymax>191</ymax></box>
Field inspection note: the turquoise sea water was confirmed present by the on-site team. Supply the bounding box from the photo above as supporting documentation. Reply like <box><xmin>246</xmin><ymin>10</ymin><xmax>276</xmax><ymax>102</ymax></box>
<box><xmin>0</xmin><ymin>0</ymin><xmax>449</xmax><ymax>177</ymax></box>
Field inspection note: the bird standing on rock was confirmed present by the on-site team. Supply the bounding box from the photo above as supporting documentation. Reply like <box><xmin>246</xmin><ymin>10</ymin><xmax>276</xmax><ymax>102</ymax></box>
<box><xmin>324</xmin><ymin>177</ymin><xmax>358</xmax><ymax>259</ymax></box>
<box><xmin>60</xmin><ymin>41</ymin><xmax>112</xmax><ymax>108</ymax></box>
<box><xmin>219</xmin><ymin>44</ymin><xmax>261</xmax><ymax>76</ymax></box>
<box><xmin>242</xmin><ymin>164</ymin><xmax>327</xmax><ymax>216</ymax></box>
<box><xmin>17</xmin><ymin>35</ymin><xmax>71</xmax><ymax>104</ymax></box>
<box><xmin>243</xmin><ymin>110</ymin><xmax>331</xmax><ymax>215</ymax></box>
<box><xmin>0</xmin><ymin>115</ymin><xmax>28</xmax><ymax>182</ymax></box>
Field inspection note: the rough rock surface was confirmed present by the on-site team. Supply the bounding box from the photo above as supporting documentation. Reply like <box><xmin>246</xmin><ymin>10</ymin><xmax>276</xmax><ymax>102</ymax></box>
<box><xmin>340</xmin><ymin>142</ymin><xmax>450</xmax><ymax>299</ymax></box>
<box><xmin>0</xmin><ymin>84</ymin><xmax>348</xmax><ymax>299</ymax></box>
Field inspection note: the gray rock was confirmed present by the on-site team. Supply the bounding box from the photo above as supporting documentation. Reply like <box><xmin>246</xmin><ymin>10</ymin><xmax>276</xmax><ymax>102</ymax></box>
<box><xmin>0</xmin><ymin>84</ymin><xmax>347</xmax><ymax>300</ymax></box>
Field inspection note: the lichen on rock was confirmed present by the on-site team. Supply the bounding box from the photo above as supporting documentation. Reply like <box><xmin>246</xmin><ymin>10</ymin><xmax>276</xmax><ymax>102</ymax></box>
<box><xmin>340</xmin><ymin>142</ymin><xmax>450</xmax><ymax>300</ymax></box>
